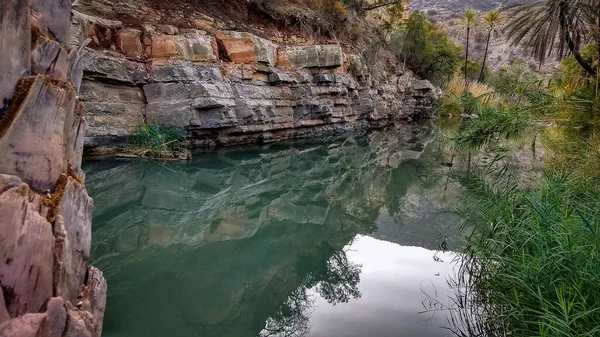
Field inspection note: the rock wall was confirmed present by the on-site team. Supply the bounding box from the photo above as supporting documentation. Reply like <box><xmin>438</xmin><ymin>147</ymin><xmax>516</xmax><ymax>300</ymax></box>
<box><xmin>70</xmin><ymin>12</ymin><xmax>440</xmax><ymax>152</ymax></box>
<box><xmin>0</xmin><ymin>1</ymin><xmax>106</xmax><ymax>336</ymax></box>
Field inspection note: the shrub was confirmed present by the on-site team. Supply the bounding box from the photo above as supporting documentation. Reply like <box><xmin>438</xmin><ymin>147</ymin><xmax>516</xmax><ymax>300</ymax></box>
<box><xmin>396</xmin><ymin>11</ymin><xmax>461</xmax><ymax>85</ymax></box>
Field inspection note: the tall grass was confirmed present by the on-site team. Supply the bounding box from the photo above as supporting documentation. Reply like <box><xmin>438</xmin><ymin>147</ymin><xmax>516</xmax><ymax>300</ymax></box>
<box><xmin>439</xmin><ymin>74</ymin><xmax>501</xmax><ymax>116</ymax></box>
<box><xmin>128</xmin><ymin>124</ymin><xmax>190</xmax><ymax>159</ymax></box>
<box><xmin>442</xmin><ymin>78</ymin><xmax>600</xmax><ymax>336</ymax></box>
<box><xmin>456</xmin><ymin>168</ymin><xmax>600</xmax><ymax>337</ymax></box>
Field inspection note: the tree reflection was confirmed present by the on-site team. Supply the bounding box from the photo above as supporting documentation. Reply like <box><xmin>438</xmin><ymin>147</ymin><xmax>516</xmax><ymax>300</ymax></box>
<box><xmin>260</xmin><ymin>288</ymin><xmax>313</xmax><ymax>337</ymax></box>
<box><xmin>261</xmin><ymin>245</ymin><xmax>362</xmax><ymax>337</ymax></box>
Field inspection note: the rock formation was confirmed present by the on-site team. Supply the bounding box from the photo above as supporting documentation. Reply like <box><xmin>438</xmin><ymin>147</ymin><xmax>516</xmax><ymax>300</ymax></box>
<box><xmin>0</xmin><ymin>1</ymin><xmax>106</xmax><ymax>336</ymax></box>
<box><xmin>67</xmin><ymin>9</ymin><xmax>439</xmax><ymax>153</ymax></box>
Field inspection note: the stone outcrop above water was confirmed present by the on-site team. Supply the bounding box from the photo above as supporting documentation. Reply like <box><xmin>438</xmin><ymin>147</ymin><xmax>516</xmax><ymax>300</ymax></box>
<box><xmin>0</xmin><ymin>1</ymin><xmax>106</xmax><ymax>336</ymax></box>
<box><xmin>69</xmin><ymin>12</ymin><xmax>441</xmax><ymax>152</ymax></box>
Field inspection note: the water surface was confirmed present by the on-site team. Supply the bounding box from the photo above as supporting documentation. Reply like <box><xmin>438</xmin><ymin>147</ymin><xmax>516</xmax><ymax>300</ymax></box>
<box><xmin>85</xmin><ymin>122</ymin><xmax>462</xmax><ymax>337</ymax></box>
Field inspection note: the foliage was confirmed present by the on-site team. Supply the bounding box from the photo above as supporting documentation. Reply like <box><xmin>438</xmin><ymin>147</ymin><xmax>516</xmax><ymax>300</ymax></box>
<box><xmin>395</xmin><ymin>11</ymin><xmax>462</xmax><ymax>85</ymax></box>
<box><xmin>129</xmin><ymin>124</ymin><xmax>190</xmax><ymax>159</ymax></box>
<box><xmin>456</xmin><ymin>168</ymin><xmax>600</xmax><ymax>337</ymax></box>
<box><xmin>505</xmin><ymin>0</ymin><xmax>600</xmax><ymax>77</ymax></box>
<box><xmin>438</xmin><ymin>74</ymin><xmax>499</xmax><ymax>116</ymax></box>
<box><xmin>441</xmin><ymin>44</ymin><xmax>600</xmax><ymax>336</ymax></box>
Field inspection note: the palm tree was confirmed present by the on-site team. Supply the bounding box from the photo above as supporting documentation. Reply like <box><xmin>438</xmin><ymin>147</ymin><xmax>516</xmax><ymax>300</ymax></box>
<box><xmin>463</xmin><ymin>9</ymin><xmax>477</xmax><ymax>82</ymax></box>
<box><xmin>505</xmin><ymin>0</ymin><xmax>598</xmax><ymax>77</ymax></box>
<box><xmin>479</xmin><ymin>10</ymin><xmax>502</xmax><ymax>82</ymax></box>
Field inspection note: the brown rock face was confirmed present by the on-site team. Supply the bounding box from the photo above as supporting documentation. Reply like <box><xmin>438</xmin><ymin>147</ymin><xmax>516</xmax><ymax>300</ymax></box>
<box><xmin>32</xmin><ymin>39</ymin><xmax>69</xmax><ymax>81</ymax></box>
<box><xmin>0</xmin><ymin>1</ymin><xmax>106</xmax><ymax>336</ymax></box>
<box><xmin>277</xmin><ymin>49</ymin><xmax>291</xmax><ymax>68</ymax></box>
<box><xmin>86</xmin><ymin>267</ymin><xmax>107</xmax><ymax>337</ymax></box>
<box><xmin>116</xmin><ymin>28</ymin><xmax>143</xmax><ymax>58</ymax></box>
<box><xmin>0</xmin><ymin>77</ymin><xmax>77</xmax><ymax>193</ymax></box>
<box><xmin>0</xmin><ymin>313</ymin><xmax>47</xmax><ymax>337</ymax></box>
<box><xmin>54</xmin><ymin>178</ymin><xmax>93</xmax><ymax>303</ymax></box>
<box><xmin>0</xmin><ymin>184</ymin><xmax>54</xmax><ymax>317</ymax></box>
<box><xmin>0</xmin><ymin>0</ymin><xmax>30</xmax><ymax>114</ymax></box>
<box><xmin>151</xmin><ymin>35</ymin><xmax>178</xmax><ymax>58</ymax></box>
<box><xmin>217</xmin><ymin>37</ymin><xmax>257</xmax><ymax>64</ymax></box>
<box><xmin>30</xmin><ymin>0</ymin><xmax>72</xmax><ymax>44</ymax></box>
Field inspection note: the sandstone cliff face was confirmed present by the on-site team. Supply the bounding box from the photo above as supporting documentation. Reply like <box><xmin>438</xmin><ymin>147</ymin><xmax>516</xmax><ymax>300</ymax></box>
<box><xmin>68</xmin><ymin>11</ymin><xmax>440</xmax><ymax>152</ymax></box>
<box><xmin>0</xmin><ymin>1</ymin><xmax>106</xmax><ymax>336</ymax></box>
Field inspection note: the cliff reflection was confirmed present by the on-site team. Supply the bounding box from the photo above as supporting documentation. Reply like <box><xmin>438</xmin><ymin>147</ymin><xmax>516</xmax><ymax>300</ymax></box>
<box><xmin>85</xmin><ymin>122</ymin><xmax>440</xmax><ymax>337</ymax></box>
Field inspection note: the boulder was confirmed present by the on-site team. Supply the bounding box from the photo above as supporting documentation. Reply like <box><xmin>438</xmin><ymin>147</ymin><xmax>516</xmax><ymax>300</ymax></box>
<box><xmin>0</xmin><ymin>0</ymin><xmax>30</xmax><ymax>115</ymax></box>
<box><xmin>174</xmin><ymin>30</ymin><xmax>217</xmax><ymax>62</ymax></box>
<box><xmin>0</xmin><ymin>184</ymin><xmax>54</xmax><ymax>317</ymax></box>
<box><xmin>215</xmin><ymin>31</ymin><xmax>277</xmax><ymax>66</ymax></box>
<box><xmin>151</xmin><ymin>35</ymin><xmax>178</xmax><ymax>58</ymax></box>
<box><xmin>217</xmin><ymin>37</ymin><xmax>256</xmax><ymax>64</ymax></box>
<box><xmin>116</xmin><ymin>28</ymin><xmax>143</xmax><ymax>59</ymax></box>
<box><xmin>412</xmin><ymin>79</ymin><xmax>434</xmax><ymax>91</ymax></box>
<box><xmin>284</xmin><ymin>45</ymin><xmax>343</xmax><ymax>69</ymax></box>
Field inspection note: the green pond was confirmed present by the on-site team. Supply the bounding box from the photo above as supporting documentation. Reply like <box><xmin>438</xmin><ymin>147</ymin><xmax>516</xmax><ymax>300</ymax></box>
<box><xmin>84</xmin><ymin>121</ymin><xmax>465</xmax><ymax>337</ymax></box>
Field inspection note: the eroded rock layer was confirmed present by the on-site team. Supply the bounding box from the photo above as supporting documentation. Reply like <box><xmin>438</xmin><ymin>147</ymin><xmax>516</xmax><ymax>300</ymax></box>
<box><xmin>0</xmin><ymin>1</ymin><xmax>106</xmax><ymax>336</ymax></box>
<box><xmin>69</xmin><ymin>11</ymin><xmax>440</xmax><ymax>152</ymax></box>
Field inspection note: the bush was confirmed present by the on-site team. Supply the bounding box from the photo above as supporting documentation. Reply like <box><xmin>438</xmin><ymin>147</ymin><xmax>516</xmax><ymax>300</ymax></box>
<box><xmin>395</xmin><ymin>11</ymin><xmax>462</xmax><ymax>85</ymax></box>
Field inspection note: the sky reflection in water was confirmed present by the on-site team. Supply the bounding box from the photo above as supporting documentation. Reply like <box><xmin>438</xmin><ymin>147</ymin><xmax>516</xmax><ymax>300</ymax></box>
<box><xmin>84</xmin><ymin>122</ymin><xmax>462</xmax><ymax>337</ymax></box>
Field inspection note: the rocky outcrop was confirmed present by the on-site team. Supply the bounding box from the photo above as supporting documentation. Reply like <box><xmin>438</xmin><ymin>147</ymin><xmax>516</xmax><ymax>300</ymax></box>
<box><xmin>69</xmin><ymin>12</ymin><xmax>440</xmax><ymax>152</ymax></box>
<box><xmin>0</xmin><ymin>1</ymin><xmax>106</xmax><ymax>337</ymax></box>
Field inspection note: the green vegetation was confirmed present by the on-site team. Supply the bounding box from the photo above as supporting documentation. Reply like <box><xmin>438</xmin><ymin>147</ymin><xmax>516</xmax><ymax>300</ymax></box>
<box><xmin>128</xmin><ymin>124</ymin><xmax>190</xmax><ymax>160</ymax></box>
<box><xmin>392</xmin><ymin>10</ymin><xmax>462</xmax><ymax>84</ymax></box>
<box><xmin>436</xmin><ymin>2</ymin><xmax>600</xmax><ymax>335</ymax></box>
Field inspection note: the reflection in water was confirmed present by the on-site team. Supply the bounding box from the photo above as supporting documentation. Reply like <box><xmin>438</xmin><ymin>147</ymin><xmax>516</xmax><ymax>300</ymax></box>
<box><xmin>85</xmin><ymin>122</ymin><xmax>461</xmax><ymax>337</ymax></box>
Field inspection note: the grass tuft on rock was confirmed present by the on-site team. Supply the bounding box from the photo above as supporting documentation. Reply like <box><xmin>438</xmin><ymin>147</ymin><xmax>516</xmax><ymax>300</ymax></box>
<box><xmin>128</xmin><ymin>124</ymin><xmax>190</xmax><ymax>160</ymax></box>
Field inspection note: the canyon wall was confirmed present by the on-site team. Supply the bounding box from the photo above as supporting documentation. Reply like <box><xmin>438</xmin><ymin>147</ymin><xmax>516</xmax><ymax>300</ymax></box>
<box><xmin>0</xmin><ymin>1</ymin><xmax>106</xmax><ymax>336</ymax></box>
<box><xmin>68</xmin><ymin>9</ymin><xmax>439</xmax><ymax>153</ymax></box>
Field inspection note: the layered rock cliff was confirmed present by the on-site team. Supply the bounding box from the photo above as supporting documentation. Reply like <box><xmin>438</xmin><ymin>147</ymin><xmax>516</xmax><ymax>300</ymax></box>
<box><xmin>68</xmin><ymin>10</ymin><xmax>440</xmax><ymax>153</ymax></box>
<box><xmin>0</xmin><ymin>1</ymin><xmax>106</xmax><ymax>336</ymax></box>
